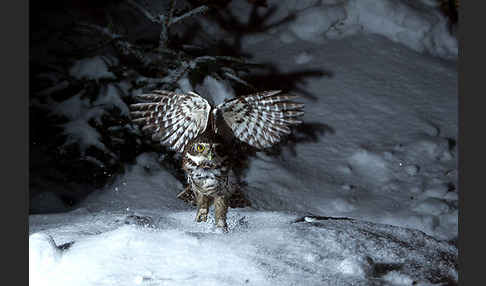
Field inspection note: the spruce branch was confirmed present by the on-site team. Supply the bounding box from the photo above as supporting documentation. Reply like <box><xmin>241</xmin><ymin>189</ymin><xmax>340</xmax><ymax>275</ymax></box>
<box><xmin>170</xmin><ymin>5</ymin><xmax>209</xmax><ymax>26</ymax></box>
<box><xmin>222</xmin><ymin>71</ymin><xmax>255</xmax><ymax>89</ymax></box>
<box><xmin>75</xmin><ymin>23</ymin><xmax>124</xmax><ymax>40</ymax></box>
<box><xmin>125</xmin><ymin>0</ymin><xmax>161</xmax><ymax>24</ymax></box>
<box><xmin>167</xmin><ymin>0</ymin><xmax>177</xmax><ymax>27</ymax></box>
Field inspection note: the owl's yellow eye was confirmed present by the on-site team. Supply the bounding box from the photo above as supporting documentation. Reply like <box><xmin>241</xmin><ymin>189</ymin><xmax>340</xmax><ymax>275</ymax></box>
<box><xmin>195</xmin><ymin>144</ymin><xmax>205</xmax><ymax>153</ymax></box>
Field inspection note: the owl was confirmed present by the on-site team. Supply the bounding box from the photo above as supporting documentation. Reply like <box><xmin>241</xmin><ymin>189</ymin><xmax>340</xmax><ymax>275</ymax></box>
<box><xmin>130</xmin><ymin>90</ymin><xmax>304</xmax><ymax>231</ymax></box>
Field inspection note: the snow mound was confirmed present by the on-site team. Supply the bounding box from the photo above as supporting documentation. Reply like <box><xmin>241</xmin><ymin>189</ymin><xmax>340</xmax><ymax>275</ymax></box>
<box><xmin>348</xmin><ymin>149</ymin><xmax>390</xmax><ymax>184</ymax></box>
<box><xmin>29</xmin><ymin>212</ymin><xmax>458</xmax><ymax>286</ymax></box>
<box><xmin>225</xmin><ymin>0</ymin><xmax>457</xmax><ymax>59</ymax></box>
<box><xmin>69</xmin><ymin>56</ymin><xmax>116</xmax><ymax>81</ymax></box>
<box><xmin>345</xmin><ymin>0</ymin><xmax>456</xmax><ymax>59</ymax></box>
<box><xmin>80</xmin><ymin>153</ymin><xmax>188</xmax><ymax>212</ymax></box>
<box><xmin>29</xmin><ymin>233</ymin><xmax>62</xmax><ymax>286</ymax></box>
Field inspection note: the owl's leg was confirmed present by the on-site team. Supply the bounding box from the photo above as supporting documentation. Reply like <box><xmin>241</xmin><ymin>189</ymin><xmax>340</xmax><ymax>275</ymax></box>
<box><xmin>213</xmin><ymin>195</ymin><xmax>228</xmax><ymax>231</ymax></box>
<box><xmin>195</xmin><ymin>191</ymin><xmax>210</xmax><ymax>222</ymax></box>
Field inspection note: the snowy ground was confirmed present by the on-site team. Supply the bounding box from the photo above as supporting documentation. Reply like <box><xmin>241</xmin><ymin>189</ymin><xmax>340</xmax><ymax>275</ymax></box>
<box><xmin>30</xmin><ymin>0</ymin><xmax>458</xmax><ymax>285</ymax></box>
<box><xmin>30</xmin><ymin>157</ymin><xmax>458</xmax><ymax>285</ymax></box>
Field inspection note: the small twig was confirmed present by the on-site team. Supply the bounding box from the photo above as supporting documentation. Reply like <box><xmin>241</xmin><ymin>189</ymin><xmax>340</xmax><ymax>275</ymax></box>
<box><xmin>75</xmin><ymin>23</ymin><xmax>123</xmax><ymax>40</ymax></box>
<box><xmin>222</xmin><ymin>71</ymin><xmax>255</xmax><ymax>89</ymax></box>
<box><xmin>193</xmin><ymin>55</ymin><xmax>260</xmax><ymax>66</ymax></box>
<box><xmin>166</xmin><ymin>0</ymin><xmax>177</xmax><ymax>27</ymax></box>
<box><xmin>170</xmin><ymin>5</ymin><xmax>209</xmax><ymax>26</ymax></box>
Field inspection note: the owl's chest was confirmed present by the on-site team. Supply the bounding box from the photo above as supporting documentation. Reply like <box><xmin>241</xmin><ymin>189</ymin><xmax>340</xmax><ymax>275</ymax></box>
<box><xmin>182</xmin><ymin>153</ymin><xmax>231</xmax><ymax>195</ymax></box>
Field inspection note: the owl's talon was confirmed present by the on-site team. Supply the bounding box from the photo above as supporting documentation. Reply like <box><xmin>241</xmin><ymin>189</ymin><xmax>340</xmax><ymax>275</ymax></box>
<box><xmin>215</xmin><ymin>220</ymin><xmax>228</xmax><ymax>232</ymax></box>
<box><xmin>195</xmin><ymin>208</ymin><xmax>208</xmax><ymax>222</ymax></box>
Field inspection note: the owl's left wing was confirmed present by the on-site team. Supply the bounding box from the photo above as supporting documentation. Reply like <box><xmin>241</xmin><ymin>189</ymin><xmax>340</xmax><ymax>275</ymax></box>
<box><xmin>215</xmin><ymin>90</ymin><xmax>304</xmax><ymax>149</ymax></box>
<box><xmin>130</xmin><ymin>90</ymin><xmax>211</xmax><ymax>153</ymax></box>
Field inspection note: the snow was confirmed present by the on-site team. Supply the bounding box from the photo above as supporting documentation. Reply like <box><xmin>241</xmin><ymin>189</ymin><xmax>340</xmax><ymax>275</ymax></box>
<box><xmin>29</xmin><ymin>208</ymin><xmax>457</xmax><ymax>286</ymax></box>
<box><xmin>203</xmin><ymin>0</ymin><xmax>457</xmax><ymax>59</ymax></box>
<box><xmin>294</xmin><ymin>52</ymin><xmax>313</xmax><ymax>65</ymax></box>
<box><xmin>69</xmin><ymin>56</ymin><xmax>116</xmax><ymax>81</ymax></box>
<box><xmin>43</xmin><ymin>81</ymin><xmax>130</xmax><ymax>156</ymax></box>
<box><xmin>95</xmin><ymin>84</ymin><xmax>130</xmax><ymax>116</ymax></box>
<box><xmin>196</xmin><ymin>75</ymin><xmax>235</xmax><ymax>106</ymax></box>
<box><xmin>29</xmin><ymin>233</ymin><xmax>62</xmax><ymax>286</ymax></box>
<box><xmin>30</xmin><ymin>0</ymin><xmax>457</xmax><ymax>284</ymax></box>
<box><xmin>30</xmin><ymin>147</ymin><xmax>458</xmax><ymax>285</ymax></box>
<box><xmin>237</xmin><ymin>32</ymin><xmax>457</xmax><ymax>241</ymax></box>
<box><xmin>50</xmin><ymin>91</ymin><xmax>109</xmax><ymax>154</ymax></box>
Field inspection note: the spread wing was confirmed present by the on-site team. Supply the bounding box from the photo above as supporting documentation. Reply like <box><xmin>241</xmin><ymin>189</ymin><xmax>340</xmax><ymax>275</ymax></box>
<box><xmin>215</xmin><ymin>90</ymin><xmax>304</xmax><ymax>149</ymax></box>
<box><xmin>130</xmin><ymin>90</ymin><xmax>211</xmax><ymax>153</ymax></box>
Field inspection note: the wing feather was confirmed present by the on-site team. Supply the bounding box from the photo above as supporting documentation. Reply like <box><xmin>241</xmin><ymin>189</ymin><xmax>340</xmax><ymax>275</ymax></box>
<box><xmin>216</xmin><ymin>90</ymin><xmax>304</xmax><ymax>149</ymax></box>
<box><xmin>130</xmin><ymin>90</ymin><xmax>211</xmax><ymax>153</ymax></box>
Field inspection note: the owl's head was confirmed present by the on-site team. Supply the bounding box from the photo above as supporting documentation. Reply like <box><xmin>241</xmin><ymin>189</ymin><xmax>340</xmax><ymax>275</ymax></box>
<box><xmin>183</xmin><ymin>132</ymin><xmax>227</xmax><ymax>166</ymax></box>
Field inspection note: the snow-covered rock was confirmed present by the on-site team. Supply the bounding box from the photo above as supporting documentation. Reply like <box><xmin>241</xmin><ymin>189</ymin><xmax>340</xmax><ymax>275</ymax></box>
<box><xmin>28</xmin><ymin>212</ymin><xmax>458</xmax><ymax>286</ymax></box>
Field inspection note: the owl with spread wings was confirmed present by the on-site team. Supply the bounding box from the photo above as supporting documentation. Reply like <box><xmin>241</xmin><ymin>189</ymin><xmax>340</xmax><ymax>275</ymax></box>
<box><xmin>130</xmin><ymin>90</ymin><xmax>304</xmax><ymax>231</ymax></box>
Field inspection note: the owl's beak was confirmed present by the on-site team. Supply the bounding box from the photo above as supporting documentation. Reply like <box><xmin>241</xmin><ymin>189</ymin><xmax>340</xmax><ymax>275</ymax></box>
<box><xmin>207</xmin><ymin>150</ymin><xmax>213</xmax><ymax>161</ymax></box>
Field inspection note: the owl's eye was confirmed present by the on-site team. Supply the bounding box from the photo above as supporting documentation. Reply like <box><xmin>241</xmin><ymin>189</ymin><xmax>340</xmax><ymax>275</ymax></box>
<box><xmin>195</xmin><ymin>144</ymin><xmax>205</xmax><ymax>153</ymax></box>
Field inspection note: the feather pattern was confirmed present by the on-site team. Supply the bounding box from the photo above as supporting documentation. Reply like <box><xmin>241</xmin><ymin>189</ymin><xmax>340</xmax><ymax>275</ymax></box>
<box><xmin>215</xmin><ymin>90</ymin><xmax>304</xmax><ymax>148</ymax></box>
<box><xmin>130</xmin><ymin>90</ymin><xmax>211</xmax><ymax>153</ymax></box>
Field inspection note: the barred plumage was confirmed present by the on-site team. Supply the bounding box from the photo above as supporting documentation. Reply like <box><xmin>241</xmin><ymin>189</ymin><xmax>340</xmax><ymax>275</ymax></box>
<box><xmin>130</xmin><ymin>90</ymin><xmax>211</xmax><ymax>153</ymax></box>
<box><xmin>131</xmin><ymin>90</ymin><xmax>303</xmax><ymax>152</ymax></box>
<box><xmin>216</xmin><ymin>90</ymin><xmax>304</xmax><ymax>149</ymax></box>
<box><xmin>130</xmin><ymin>89</ymin><xmax>304</xmax><ymax>230</ymax></box>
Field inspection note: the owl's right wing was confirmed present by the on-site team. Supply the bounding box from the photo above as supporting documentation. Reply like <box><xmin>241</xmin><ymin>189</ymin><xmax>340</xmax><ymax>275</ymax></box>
<box><xmin>130</xmin><ymin>90</ymin><xmax>211</xmax><ymax>153</ymax></box>
<box><xmin>215</xmin><ymin>90</ymin><xmax>304</xmax><ymax>149</ymax></box>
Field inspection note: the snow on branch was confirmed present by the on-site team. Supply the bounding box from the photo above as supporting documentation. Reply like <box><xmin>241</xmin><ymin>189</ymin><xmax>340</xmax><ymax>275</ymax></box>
<box><xmin>222</xmin><ymin>71</ymin><xmax>254</xmax><ymax>89</ymax></box>
<box><xmin>125</xmin><ymin>0</ymin><xmax>209</xmax><ymax>49</ymax></box>
<box><xmin>193</xmin><ymin>55</ymin><xmax>253</xmax><ymax>65</ymax></box>
<box><xmin>166</xmin><ymin>0</ymin><xmax>177</xmax><ymax>26</ymax></box>
<box><xmin>170</xmin><ymin>5</ymin><xmax>209</xmax><ymax>26</ymax></box>
<box><xmin>75</xmin><ymin>23</ymin><xmax>123</xmax><ymax>40</ymax></box>
<box><xmin>136</xmin><ymin>62</ymin><xmax>191</xmax><ymax>87</ymax></box>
